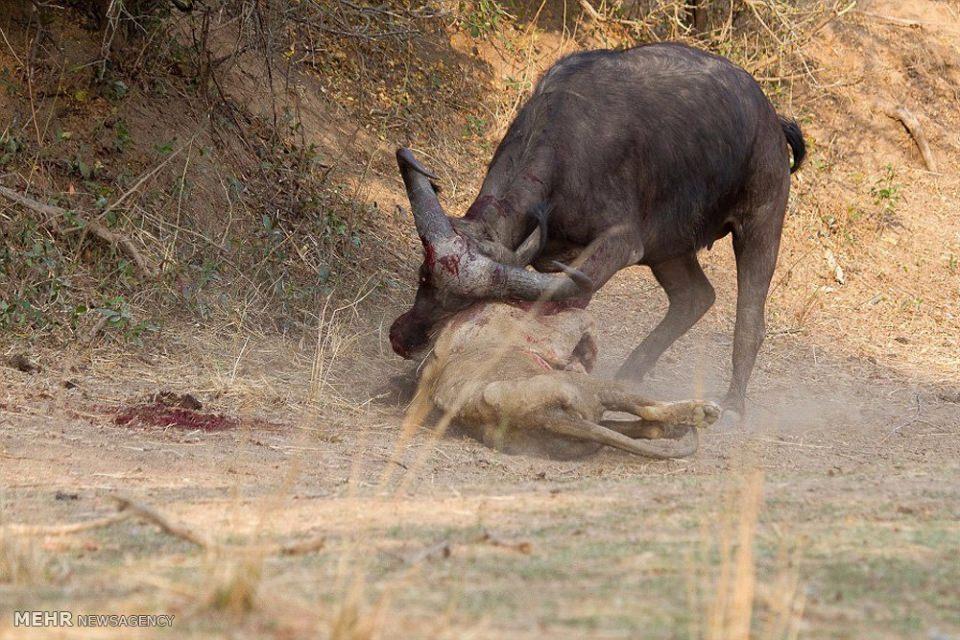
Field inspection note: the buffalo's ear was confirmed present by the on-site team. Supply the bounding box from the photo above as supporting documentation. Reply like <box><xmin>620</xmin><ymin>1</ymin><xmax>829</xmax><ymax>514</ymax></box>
<box><xmin>450</xmin><ymin>219</ymin><xmax>511</xmax><ymax>263</ymax></box>
<box><xmin>473</xmin><ymin>238</ymin><xmax>516</xmax><ymax>264</ymax></box>
<box><xmin>471</xmin><ymin>231</ymin><xmax>542</xmax><ymax>267</ymax></box>
<box><xmin>511</xmin><ymin>203</ymin><xmax>550</xmax><ymax>266</ymax></box>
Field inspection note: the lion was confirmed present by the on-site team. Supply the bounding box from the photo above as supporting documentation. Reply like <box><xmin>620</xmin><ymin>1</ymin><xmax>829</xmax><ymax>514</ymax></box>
<box><xmin>413</xmin><ymin>302</ymin><xmax>720</xmax><ymax>460</ymax></box>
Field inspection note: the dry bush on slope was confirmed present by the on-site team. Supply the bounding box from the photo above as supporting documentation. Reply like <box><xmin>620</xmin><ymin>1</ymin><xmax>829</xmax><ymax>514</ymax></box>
<box><xmin>0</xmin><ymin>0</ymin><xmax>458</xmax><ymax>345</ymax></box>
<box><xmin>0</xmin><ymin>0</ymin><xmax>852</xmax><ymax>343</ymax></box>
<box><xmin>763</xmin><ymin>2</ymin><xmax>960</xmax><ymax>378</ymax></box>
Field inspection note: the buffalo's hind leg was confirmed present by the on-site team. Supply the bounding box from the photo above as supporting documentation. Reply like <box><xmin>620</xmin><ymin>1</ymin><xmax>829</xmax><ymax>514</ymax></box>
<box><xmin>723</xmin><ymin>182</ymin><xmax>789</xmax><ymax>419</ymax></box>
<box><xmin>616</xmin><ymin>252</ymin><xmax>715</xmax><ymax>383</ymax></box>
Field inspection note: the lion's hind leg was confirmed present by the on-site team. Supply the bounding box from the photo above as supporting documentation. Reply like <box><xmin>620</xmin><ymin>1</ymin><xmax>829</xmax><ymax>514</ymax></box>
<box><xmin>540</xmin><ymin>411</ymin><xmax>698</xmax><ymax>459</ymax></box>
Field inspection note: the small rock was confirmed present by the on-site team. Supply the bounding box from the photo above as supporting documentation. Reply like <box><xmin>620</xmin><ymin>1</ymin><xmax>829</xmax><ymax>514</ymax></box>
<box><xmin>150</xmin><ymin>391</ymin><xmax>202</xmax><ymax>410</ymax></box>
<box><xmin>824</xmin><ymin>249</ymin><xmax>845</xmax><ymax>284</ymax></box>
<box><xmin>6</xmin><ymin>354</ymin><xmax>40</xmax><ymax>374</ymax></box>
<box><xmin>937</xmin><ymin>389</ymin><xmax>960</xmax><ymax>403</ymax></box>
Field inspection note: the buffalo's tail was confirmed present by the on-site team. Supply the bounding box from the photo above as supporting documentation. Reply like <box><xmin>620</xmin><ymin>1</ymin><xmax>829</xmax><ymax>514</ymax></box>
<box><xmin>779</xmin><ymin>116</ymin><xmax>806</xmax><ymax>174</ymax></box>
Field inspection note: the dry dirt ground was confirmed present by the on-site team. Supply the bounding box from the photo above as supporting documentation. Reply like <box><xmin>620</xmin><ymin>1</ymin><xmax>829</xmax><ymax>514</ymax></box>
<box><xmin>1</xmin><ymin>257</ymin><xmax>958</xmax><ymax>639</ymax></box>
<box><xmin>2</xmin><ymin>0</ymin><xmax>960</xmax><ymax>638</ymax></box>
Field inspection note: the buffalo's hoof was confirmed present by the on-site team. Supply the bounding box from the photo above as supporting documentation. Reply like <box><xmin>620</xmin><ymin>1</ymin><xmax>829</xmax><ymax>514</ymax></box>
<box><xmin>712</xmin><ymin>408</ymin><xmax>744</xmax><ymax>431</ymax></box>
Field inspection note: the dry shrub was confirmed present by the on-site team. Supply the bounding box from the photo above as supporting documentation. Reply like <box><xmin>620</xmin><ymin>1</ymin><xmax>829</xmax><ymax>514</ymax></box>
<box><xmin>204</xmin><ymin>551</ymin><xmax>264</xmax><ymax>615</ymax></box>
<box><xmin>688</xmin><ymin>470</ymin><xmax>804</xmax><ymax>640</ymax></box>
<box><xmin>329</xmin><ymin>583</ymin><xmax>379</xmax><ymax>640</ymax></box>
<box><xmin>0</xmin><ymin>0</ymin><xmax>403</xmax><ymax>343</ymax></box>
<box><xmin>0</xmin><ymin>528</ymin><xmax>48</xmax><ymax>586</ymax></box>
<box><xmin>567</xmin><ymin>0</ymin><xmax>850</xmax><ymax>79</ymax></box>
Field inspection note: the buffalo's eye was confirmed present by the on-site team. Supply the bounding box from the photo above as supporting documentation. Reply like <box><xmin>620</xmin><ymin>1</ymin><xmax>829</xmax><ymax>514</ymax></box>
<box><xmin>418</xmin><ymin>274</ymin><xmax>429</xmax><ymax>285</ymax></box>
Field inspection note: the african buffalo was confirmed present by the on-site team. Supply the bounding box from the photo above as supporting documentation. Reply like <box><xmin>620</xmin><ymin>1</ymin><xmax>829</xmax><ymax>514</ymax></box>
<box><xmin>391</xmin><ymin>42</ymin><xmax>805</xmax><ymax>419</ymax></box>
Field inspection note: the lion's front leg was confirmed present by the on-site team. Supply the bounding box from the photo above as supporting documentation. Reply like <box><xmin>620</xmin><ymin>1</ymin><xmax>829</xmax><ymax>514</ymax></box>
<box><xmin>594</xmin><ymin>382</ymin><xmax>721</xmax><ymax>428</ymax></box>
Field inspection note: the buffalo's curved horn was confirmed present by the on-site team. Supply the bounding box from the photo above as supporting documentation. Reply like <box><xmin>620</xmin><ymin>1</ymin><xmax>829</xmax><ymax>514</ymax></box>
<box><xmin>546</xmin><ymin>261</ymin><xmax>592</xmax><ymax>291</ymax></box>
<box><xmin>512</xmin><ymin>203</ymin><xmax>551</xmax><ymax>266</ymax></box>
<box><xmin>396</xmin><ymin>148</ymin><xmax>452</xmax><ymax>246</ymax></box>
<box><xmin>396</xmin><ymin>147</ymin><xmax>438</xmax><ymax>180</ymax></box>
<box><xmin>495</xmin><ymin>260</ymin><xmax>593</xmax><ymax>301</ymax></box>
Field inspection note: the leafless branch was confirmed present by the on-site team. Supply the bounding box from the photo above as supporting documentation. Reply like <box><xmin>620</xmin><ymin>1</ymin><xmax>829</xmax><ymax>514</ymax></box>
<box><xmin>877</xmin><ymin>100</ymin><xmax>938</xmax><ymax>172</ymax></box>
<box><xmin>111</xmin><ymin>494</ymin><xmax>210</xmax><ymax>547</ymax></box>
<box><xmin>0</xmin><ymin>185</ymin><xmax>157</xmax><ymax>277</ymax></box>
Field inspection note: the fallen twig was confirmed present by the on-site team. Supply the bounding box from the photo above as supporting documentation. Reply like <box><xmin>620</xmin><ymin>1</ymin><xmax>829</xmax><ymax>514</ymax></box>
<box><xmin>477</xmin><ymin>530</ymin><xmax>532</xmax><ymax>554</ymax></box>
<box><xmin>111</xmin><ymin>495</ymin><xmax>210</xmax><ymax>547</ymax></box>
<box><xmin>858</xmin><ymin>11</ymin><xmax>925</xmax><ymax>29</ymax></box>
<box><xmin>885</xmin><ymin>393</ymin><xmax>924</xmax><ymax>440</ymax></box>
<box><xmin>111</xmin><ymin>495</ymin><xmax>326</xmax><ymax>556</ymax></box>
<box><xmin>3</xmin><ymin>497</ymin><xmax>327</xmax><ymax>558</ymax></box>
<box><xmin>273</xmin><ymin>536</ymin><xmax>327</xmax><ymax>556</ymax></box>
<box><xmin>0</xmin><ymin>184</ymin><xmax>64</xmax><ymax>218</ymax></box>
<box><xmin>0</xmin><ymin>185</ymin><xmax>157</xmax><ymax>276</ymax></box>
<box><xmin>3</xmin><ymin>512</ymin><xmax>132</xmax><ymax>537</ymax></box>
<box><xmin>101</xmin><ymin>135</ymin><xmax>194</xmax><ymax>218</ymax></box>
<box><xmin>877</xmin><ymin>100</ymin><xmax>938</xmax><ymax>172</ymax></box>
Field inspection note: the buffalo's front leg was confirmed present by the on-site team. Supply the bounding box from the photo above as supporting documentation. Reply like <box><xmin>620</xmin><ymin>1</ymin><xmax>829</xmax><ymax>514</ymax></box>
<box><xmin>542</xmin><ymin>226</ymin><xmax>645</xmax><ymax>299</ymax></box>
<box><xmin>616</xmin><ymin>252</ymin><xmax>715</xmax><ymax>382</ymax></box>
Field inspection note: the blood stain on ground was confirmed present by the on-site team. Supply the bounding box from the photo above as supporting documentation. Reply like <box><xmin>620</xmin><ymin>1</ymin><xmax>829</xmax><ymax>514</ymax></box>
<box><xmin>112</xmin><ymin>392</ymin><xmax>238</xmax><ymax>431</ymax></box>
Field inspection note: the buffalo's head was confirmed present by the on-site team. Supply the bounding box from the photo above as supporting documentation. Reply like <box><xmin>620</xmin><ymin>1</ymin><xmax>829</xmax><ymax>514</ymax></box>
<box><xmin>389</xmin><ymin>148</ymin><xmax>591</xmax><ymax>359</ymax></box>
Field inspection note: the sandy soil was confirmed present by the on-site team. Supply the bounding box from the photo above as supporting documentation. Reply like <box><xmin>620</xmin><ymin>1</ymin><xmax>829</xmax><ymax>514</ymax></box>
<box><xmin>1</xmin><ymin>0</ymin><xmax>959</xmax><ymax>638</ymax></box>
<box><xmin>1</xmin><ymin>258</ymin><xmax>958</xmax><ymax>639</ymax></box>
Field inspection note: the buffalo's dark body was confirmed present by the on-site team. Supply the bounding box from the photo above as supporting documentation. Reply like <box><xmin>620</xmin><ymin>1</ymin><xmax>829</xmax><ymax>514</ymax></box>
<box><xmin>473</xmin><ymin>43</ymin><xmax>794</xmax><ymax>262</ymax></box>
<box><xmin>391</xmin><ymin>43</ymin><xmax>805</xmax><ymax>416</ymax></box>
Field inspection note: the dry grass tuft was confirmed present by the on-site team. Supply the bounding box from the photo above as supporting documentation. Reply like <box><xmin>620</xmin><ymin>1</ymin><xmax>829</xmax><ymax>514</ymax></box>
<box><xmin>687</xmin><ymin>469</ymin><xmax>805</xmax><ymax>640</ymax></box>
<box><xmin>0</xmin><ymin>528</ymin><xmax>47</xmax><ymax>586</ymax></box>
<box><xmin>204</xmin><ymin>551</ymin><xmax>264</xmax><ymax>615</ymax></box>
<box><xmin>329</xmin><ymin>581</ymin><xmax>379</xmax><ymax>640</ymax></box>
